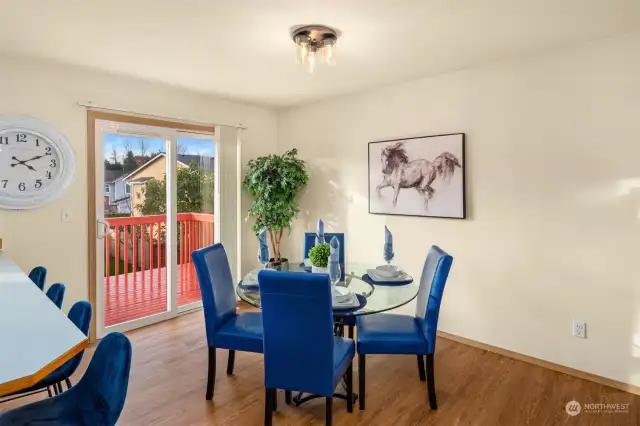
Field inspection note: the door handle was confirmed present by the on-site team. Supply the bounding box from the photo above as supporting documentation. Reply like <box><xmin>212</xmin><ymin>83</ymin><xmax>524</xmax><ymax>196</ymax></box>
<box><xmin>97</xmin><ymin>219</ymin><xmax>110</xmax><ymax>239</ymax></box>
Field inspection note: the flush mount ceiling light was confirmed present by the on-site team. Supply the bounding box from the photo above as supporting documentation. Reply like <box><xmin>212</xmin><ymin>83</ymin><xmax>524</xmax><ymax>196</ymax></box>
<box><xmin>292</xmin><ymin>25</ymin><xmax>338</xmax><ymax>73</ymax></box>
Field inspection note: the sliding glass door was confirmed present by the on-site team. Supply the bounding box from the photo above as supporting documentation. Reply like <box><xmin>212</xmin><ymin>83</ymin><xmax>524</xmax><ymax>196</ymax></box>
<box><xmin>94</xmin><ymin>120</ymin><xmax>218</xmax><ymax>337</ymax></box>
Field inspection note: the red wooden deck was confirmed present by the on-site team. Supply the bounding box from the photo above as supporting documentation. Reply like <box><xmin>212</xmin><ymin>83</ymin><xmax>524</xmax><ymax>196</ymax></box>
<box><xmin>104</xmin><ymin>263</ymin><xmax>202</xmax><ymax>327</ymax></box>
<box><xmin>103</xmin><ymin>213</ymin><xmax>214</xmax><ymax>327</ymax></box>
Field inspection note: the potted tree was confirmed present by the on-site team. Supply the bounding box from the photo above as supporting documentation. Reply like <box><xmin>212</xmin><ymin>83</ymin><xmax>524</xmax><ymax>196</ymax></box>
<box><xmin>243</xmin><ymin>149</ymin><xmax>309</xmax><ymax>270</ymax></box>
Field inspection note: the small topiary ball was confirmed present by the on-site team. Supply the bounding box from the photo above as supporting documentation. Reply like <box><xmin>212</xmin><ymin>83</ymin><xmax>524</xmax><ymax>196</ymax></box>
<box><xmin>308</xmin><ymin>243</ymin><xmax>331</xmax><ymax>268</ymax></box>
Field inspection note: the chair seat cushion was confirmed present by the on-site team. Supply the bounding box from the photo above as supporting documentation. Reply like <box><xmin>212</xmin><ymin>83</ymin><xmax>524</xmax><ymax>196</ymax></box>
<box><xmin>214</xmin><ymin>312</ymin><xmax>263</xmax><ymax>353</ymax></box>
<box><xmin>357</xmin><ymin>314</ymin><xmax>428</xmax><ymax>355</ymax></box>
<box><xmin>333</xmin><ymin>337</ymin><xmax>355</xmax><ymax>388</ymax></box>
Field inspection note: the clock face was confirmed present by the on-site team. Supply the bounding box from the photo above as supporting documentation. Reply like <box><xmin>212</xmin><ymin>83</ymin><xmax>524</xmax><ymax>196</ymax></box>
<box><xmin>0</xmin><ymin>116</ymin><xmax>75</xmax><ymax>210</ymax></box>
<box><xmin>0</xmin><ymin>130</ymin><xmax>63</xmax><ymax>197</ymax></box>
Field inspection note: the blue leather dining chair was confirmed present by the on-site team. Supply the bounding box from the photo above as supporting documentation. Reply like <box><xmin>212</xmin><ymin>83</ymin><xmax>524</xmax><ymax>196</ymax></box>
<box><xmin>303</xmin><ymin>232</ymin><xmax>345</xmax><ymax>280</ymax></box>
<box><xmin>1</xmin><ymin>301</ymin><xmax>92</xmax><ymax>402</ymax></box>
<box><xmin>192</xmin><ymin>243</ymin><xmax>264</xmax><ymax>400</ymax></box>
<box><xmin>46</xmin><ymin>283</ymin><xmax>66</xmax><ymax>309</ymax></box>
<box><xmin>28</xmin><ymin>266</ymin><xmax>47</xmax><ymax>291</ymax></box>
<box><xmin>258</xmin><ymin>270</ymin><xmax>355</xmax><ymax>426</ymax></box>
<box><xmin>0</xmin><ymin>332</ymin><xmax>132</xmax><ymax>426</ymax></box>
<box><xmin>356</xmin><ymin>246</ymin><xmax>453</xmax><ymax>411</ymax></box>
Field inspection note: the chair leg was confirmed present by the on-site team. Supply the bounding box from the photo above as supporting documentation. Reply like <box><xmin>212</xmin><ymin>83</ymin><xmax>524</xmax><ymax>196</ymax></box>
<box><xmin>273</xmin><ymin>389</ymin><xmax>277</xmax><ymax>411</ymax></box>
<box><xmin>65</xmin><ymin>378</ymin><xmax>72</xmax><ymax>390</ymax></box>
<box><xmin>426</xmin><ymin>353</ymin><xmax>437</xmax><ymax>410</ymax></box>
<box><xmin>346</xmin><ymin>361</ymin><xmax>353</xmax><ymax>413</ymax></box>
<box><xmin>325</xmin><ymin>396</ymin><xmax>333</xmax><ymax>425</ymax></box>
<box><xmin>285</xmin><ymin>390</ymin><xmax>292</xmax><ymax>405</ymax></box>
<box><xmin>227</xmin><ymin>350</ymin><xmax>236</xmax><ymax>375</ymax></box>
<box><xmin>358</xmin><ymin>354</ymin><xmax>366</xmax><ymax>411</ymax></box>
<box><xmin>206</xmin><ymin>346</ymin><xmax>216</xmax><ymax>400</ymax></box>
<box><xmin>47</xmin><ymin>387</ymin><xmax>52</xmax><ymax>398</ymax></box>
<box><xmin>348</xmin><ymin>324</ymin><xmax>354</xmax><ymax>339</ymax></box>
<box><xmin>417</xmin><ymin>355</ymin><xmax>426</xmax><ymax>382</ymax></box>
<box><xmin>265</xmin><ymin>388</ymin><xmax>274</xmax><ymax>426</ymax></box>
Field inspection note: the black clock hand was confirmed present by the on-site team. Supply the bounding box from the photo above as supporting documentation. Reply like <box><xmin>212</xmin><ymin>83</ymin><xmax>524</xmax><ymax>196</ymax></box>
<box><xmin>10</xmin><ymin>156</ymin><xmax>37</xmax><ymax>172</ymax></box>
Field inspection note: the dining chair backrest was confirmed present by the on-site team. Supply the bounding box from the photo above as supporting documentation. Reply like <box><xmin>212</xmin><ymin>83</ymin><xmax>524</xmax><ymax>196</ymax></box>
<box><xmin>28</xmin><ymin>266</ymin><xmax>47</xmax><ymax>291</ymax></box>
<box><xmin>258</xmin><ymin>270</ymin><xmax>336</xmax><ymax>396</ymax></box>
<box><xmin>56</xmin><ymin>301</ymin><xmax>93</xmax><ymax>377</ymax></box>
<box><xmin>46</xmin><ymin>283</ymin><xmax>65</xmax><ymax>309</ymax></box>
<box><xmin>303</xmin><ymin>232</ymin><xmax>345</xmax><ymax>264</ymax></box>
<box><xmin>414</xmin><ymin>246</ymin><xmax>453</xmax><ymax>354</ymax></box>
<box><xmin>192</xmin><ymin>243</ymin><xmax>237</xmax><ymax>346</ymax></box>
<box><xmin>74</xmin><ymin>332</ymin><xmax>132</xmax><ymax>425</ymax></box>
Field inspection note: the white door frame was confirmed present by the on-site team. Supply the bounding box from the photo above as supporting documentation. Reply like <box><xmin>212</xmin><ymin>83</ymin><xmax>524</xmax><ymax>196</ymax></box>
<box><xmin>94</xmin><ymin>120</ymin><xmax>216</xmax><ymax>338</ymax></box>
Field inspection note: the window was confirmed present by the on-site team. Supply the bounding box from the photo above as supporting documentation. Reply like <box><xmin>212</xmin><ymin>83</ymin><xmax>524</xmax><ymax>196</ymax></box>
<box><xmin>125</xmin><ymin>183</ymin><xmax>131</xmax><ymax>194</ymax></box>
<box><xmin>105</xmin><ymin>184</ymin><xmax>110</xmax><ymax>193</ymax></box>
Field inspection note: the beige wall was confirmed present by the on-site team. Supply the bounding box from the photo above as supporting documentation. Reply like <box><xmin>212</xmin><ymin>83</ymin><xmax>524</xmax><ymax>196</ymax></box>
<box><xmin>0</xmin><ymin>53</ymin><xmax>278</xmax><ymax>310</ymax></box>
<box><xmin>279</xmin><ymin>32</ymin><xmax>640</xmax><ymax>386</ymax></box>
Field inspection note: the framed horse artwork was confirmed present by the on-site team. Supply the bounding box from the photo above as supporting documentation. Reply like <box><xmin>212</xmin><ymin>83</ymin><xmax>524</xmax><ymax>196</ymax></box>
<box><xmin>368</xmin><ymin>133</ymin><xmax>466</xmax><ymax>219</ymax></box>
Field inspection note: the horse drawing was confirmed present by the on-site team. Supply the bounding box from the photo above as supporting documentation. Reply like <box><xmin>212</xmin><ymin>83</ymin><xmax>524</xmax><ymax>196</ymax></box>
<box><xmin>376</xmin><ymin>141</ymin><xmax>462</xmax><ymax>211</ymax></box>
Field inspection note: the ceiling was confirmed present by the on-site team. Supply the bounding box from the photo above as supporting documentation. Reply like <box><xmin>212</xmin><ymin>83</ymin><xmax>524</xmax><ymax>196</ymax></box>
<box><xmin>0</xmin><ymin>0</ymin><xmax>638</xmax><ymax>107</ymax></box>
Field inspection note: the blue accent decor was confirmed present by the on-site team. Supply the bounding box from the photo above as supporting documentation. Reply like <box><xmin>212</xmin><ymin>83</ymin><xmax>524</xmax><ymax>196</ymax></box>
<box><xmin>258</xmin><ymin>229</ymin><xmax>270</xmax><ymax>264</ymax></box>
<box><xmin>28</xmin><ymin>266</ymin><xmax>47</xmax><ymax>291</ymax></box>
<box><xmin>0</xmin><ymin>332</ymin><xmax>132</xmax><ymax>426</ymax></box>
<box><xmin>383</xmin><ymin>226</ymin><xmax>394</xmax><ymax>262</ymax></box>
<box><xmin>5</xmin><ymin>301</ymin><xmax>92</xmax><ymax>397</ymax></box>
<box><xmin>258</xmin><ymin>270</ymin><xmax>354</xmax><ymax>422</ymax></box>
<box><xmin>192</xmin><ymin>243</ymin><xmax>264</xmax><ymax>400</ymax></box>
<box><xmin>315</xmin><ymin>219</ymin><xmax>325</xmax><ymax>246</ymax></box>
<box><xmin>361</xmin><ymin>274</ymin><xmax>413</xmax><ymax>286</ymax></box>
<box><xmin>356</xmin><ymin>246</ymin><xmax>453</xmax><ymax>411</ymax></box>
<box><xmin>46</xmin><ymin>283</ymin><xmax>66</xmax><ymax>309</ymax></box>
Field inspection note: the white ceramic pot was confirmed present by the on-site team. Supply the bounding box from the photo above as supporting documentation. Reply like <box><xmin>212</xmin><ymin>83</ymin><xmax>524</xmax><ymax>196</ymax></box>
<box><xmin>311</xmin><ymin>266</ymin><xmax>329</xmax><ymax>274</ymax></box>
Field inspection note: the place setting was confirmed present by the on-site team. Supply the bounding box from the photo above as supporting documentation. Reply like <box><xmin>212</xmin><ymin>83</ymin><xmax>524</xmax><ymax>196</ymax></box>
<box><xmin>361</xmin><ymin>226</ymin><xmax>414</xmax><ymax>286</ymax></box>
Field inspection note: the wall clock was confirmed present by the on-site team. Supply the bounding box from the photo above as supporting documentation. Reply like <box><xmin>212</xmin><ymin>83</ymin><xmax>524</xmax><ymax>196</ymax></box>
<box><xmin>0</xmin><ymin>116</ymin><xmax>75</xmax><ymax>209</ymax></box>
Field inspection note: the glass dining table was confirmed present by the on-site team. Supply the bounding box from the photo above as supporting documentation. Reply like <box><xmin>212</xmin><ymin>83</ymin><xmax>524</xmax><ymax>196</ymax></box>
<box><xmin>236</xmin><ymin>262</ymin><xmax>421</xmax><ymax>407</ymax></box>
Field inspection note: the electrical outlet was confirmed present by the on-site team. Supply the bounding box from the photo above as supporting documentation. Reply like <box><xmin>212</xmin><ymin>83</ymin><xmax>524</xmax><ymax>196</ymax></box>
<box><xmin>573</xmin><ymin>319</ymin><xmax>587</xmax><ymax>339</ymax></box>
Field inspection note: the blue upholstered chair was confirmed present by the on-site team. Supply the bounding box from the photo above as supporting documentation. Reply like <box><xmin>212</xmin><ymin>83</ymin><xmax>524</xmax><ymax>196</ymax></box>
<box><xmin>46</xmin><ymin>283</ymin><xmax>66</xmax><ymax>309</ymax></box>
<box><xmin>0</xmin><ymin>332</ymin><xmax>132</xmax><ymax>426</ymax></box>
<box><xmin>356</xmin><ymin>246</ymin><xmax>453</xmax><ymax>411</ymax></box>
<box><xmin>192</xmin><ymin>243</ymin><xmax>264</xmax><ymax>400</ymax></box>
<box><xmin>1</xmin><ymin>301</ymin><xmax>92</xmax><ymax>401</ymax></box>
<box><xmin>258</xmin><ymin>270</ymin><xmax>355</xmax><ymax>425</ymax></box>
<box><xmin>303</xmin><ymin>232</ymin><xmax>345</xmax><ymax>280</ymax></box>
<box><xmin>28</xmin><ymin>266</ymin><xmax>47</xmax><ymax>291</ymax></box>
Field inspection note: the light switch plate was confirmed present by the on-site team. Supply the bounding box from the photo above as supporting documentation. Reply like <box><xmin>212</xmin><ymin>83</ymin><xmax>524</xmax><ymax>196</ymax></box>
<box><xmin>61</xmin><ymin>209</ymin><xmax>73</xmax><ymax>223</ymax></box>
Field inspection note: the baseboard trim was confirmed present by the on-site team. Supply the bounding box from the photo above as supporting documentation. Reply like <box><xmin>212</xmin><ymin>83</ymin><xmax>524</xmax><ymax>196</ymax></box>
<box><xmin>437</xmin><ymin>330</ymin><xmax>640</xmax><ymax>396</ymax></box>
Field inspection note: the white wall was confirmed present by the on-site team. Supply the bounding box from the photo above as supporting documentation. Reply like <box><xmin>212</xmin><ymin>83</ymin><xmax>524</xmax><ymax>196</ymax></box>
<box><xmin>279</xmin><ymin>32</ymin><xmax>640</xmax><ymax>386</ymax></box>
<box><xmin>0</xmin><ymin>53</ymin><xmax>278</xmax><ymax>310</ymax></box>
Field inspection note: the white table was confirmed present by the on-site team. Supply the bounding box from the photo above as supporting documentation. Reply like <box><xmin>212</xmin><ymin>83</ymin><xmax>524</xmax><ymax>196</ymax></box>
<box><xmin>0</xmin><ymin>251</ymin><xmax>88</xmax><ymax>397</ymax></box>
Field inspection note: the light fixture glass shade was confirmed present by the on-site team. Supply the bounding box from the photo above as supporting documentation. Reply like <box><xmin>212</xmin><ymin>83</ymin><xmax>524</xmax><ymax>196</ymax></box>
<box><xmin>324</xmin><ymin>44</ymin><xmax>336</xmax><ymax>67</ymax></box>
<box><xmin>292</xmin><ymin>25</ymin><xmax>338</xmax><ymax>73</ymax></box>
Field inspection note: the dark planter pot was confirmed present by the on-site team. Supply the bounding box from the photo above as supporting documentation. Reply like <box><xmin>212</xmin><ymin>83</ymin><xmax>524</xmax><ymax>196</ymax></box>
<box><xmin>267</xmin><ymin>258</ymin><xmax>289</xmax><ymax>271</ymax></box>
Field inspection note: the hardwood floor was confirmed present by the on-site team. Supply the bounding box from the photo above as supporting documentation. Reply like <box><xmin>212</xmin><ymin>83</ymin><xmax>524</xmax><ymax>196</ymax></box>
<box><xmin>2</xmin><ymin>309</ymin><xmax>639</xmax><ymax>425</ymax></box>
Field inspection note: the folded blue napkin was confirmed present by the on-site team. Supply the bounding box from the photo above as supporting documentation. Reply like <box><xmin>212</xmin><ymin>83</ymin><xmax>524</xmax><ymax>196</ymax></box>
<box><xmin>383</xmin><ymin>226</ymin><xmax>394</xmax><ymax>262</ymax></box>
<box><xmin>258</xmin><ymin>229</ymin><xmax>269</xmax><ymax>264</ymax></box>
<box><xmin>315</xmin><ymin>219</ymin><xmax>325</xmax><ymax>245</ymax></box>
<box><xmin>328</xmin><ymin>236</ymin><xmax>340</xmax><ymax>282</ymax></box>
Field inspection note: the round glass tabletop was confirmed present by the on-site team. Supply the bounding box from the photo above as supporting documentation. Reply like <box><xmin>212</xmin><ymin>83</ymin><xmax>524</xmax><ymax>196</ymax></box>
<box><xmin>236</xmin><ymin>262</ymin><xmax>420</xmax><ymax>317</ymax></box>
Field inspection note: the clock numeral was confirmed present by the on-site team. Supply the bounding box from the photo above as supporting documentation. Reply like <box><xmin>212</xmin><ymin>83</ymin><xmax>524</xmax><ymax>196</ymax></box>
<box><xmin>35</xmin><ymin>139</ymin><xmax>40</xmax><ymax>147</ymax></box>
<box><xmin>35</xmin><ymin>180</ymin><xmax>42</xmax><ymax>189</ymax></box>
<box><xmin>45</xmin><ymin>147</ymin><xmax>52</xmax><ymax>155</ymax></box>
<box><xmin>0</xmin><ymin>137</ymin><xmax>7</xmax><ymax>145</ymax></box>
<box><xmin>16</xmin><ymin>134</ymin><xmax>27</xmax><ymax>143</ymax></box>
<box><xmin>1</xmin><ymin>180</ymin><xmax>7</xmax><ymax>188</ymax></box>
<box><xmin>18</xmin><ymin>182</ymin><xmax>26</xmax><ymax>192</ymax></box>
<box><xmin>46</xmin><ymin>171</ymin><xmax>52</xmax><ymax>180</ymax></box>
<box><xmin>50</xmin><ymin>159</ymin><xmax>57</xmax><ymax>168</ymax></box>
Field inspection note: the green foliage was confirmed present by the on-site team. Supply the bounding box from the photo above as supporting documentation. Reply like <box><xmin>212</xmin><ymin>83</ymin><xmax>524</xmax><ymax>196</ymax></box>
<box><xmin>243</xmin><ymin>149</ymin><xmax>309</xmax><ymax>260</ymax></box>
<box><xmin>135</xmin><ymin>162</ymin><xmax>215</xmax><ymax>216</ymax></box>
<box><xmin>123</xmin><ymin>151</ymin><xmax>138</xmax><ymax>173</ymax></box>
<box><xmin>308</xmin><ymin>243</ymin><xmax>330</xmax><ymax>268</ymax></box>
<box><xmin>104</xmin><ymin>212</ymin><xmax>131</xmax><ymax>218</ymax></box>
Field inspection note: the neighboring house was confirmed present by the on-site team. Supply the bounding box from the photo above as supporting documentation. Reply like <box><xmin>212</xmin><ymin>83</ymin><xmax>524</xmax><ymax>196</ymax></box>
<box><xmin>123</xmin><ymin>153</ymin><xmax>214</xmax><ymax>216</ymax></box>
<box><xmin>104</xmin><ymin>169</ymin><xmax>131</xmax><ymax>213</ymax></box>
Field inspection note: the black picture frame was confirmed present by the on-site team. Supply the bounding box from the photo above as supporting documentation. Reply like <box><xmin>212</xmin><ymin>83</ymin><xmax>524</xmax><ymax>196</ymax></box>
<box><xmin>368</xmin><ymin>133</ymin><xmax>466</xmax><ymax>219</ymax></box>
